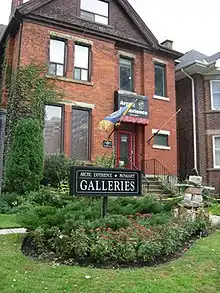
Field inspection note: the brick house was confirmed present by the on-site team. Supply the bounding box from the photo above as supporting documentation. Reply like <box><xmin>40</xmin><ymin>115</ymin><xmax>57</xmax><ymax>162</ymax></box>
<box><xmin>0</xmin><ymin>0</ymin><xmax>181</xmax><ymax>176</ymax></box>
<box><xmin>176</xmin><ymin>50</ymin><xmax>220</xmax><ymax>192</ymax></box>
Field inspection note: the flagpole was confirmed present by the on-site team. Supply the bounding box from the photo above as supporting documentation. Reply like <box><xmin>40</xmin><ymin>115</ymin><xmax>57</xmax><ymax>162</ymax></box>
<box><xmin>108</xmin><ymin>99</ymin><xmax>138</xmax><ymax>139</ymax></box>
<box><xmin>147</xmin><ymin>109</ymin><xmax>181</xmax><ymax>144</ymax></box>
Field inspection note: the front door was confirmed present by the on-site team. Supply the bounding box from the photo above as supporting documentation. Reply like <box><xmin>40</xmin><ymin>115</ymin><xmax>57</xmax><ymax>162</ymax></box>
<box><xmin>117</xmin><ymin>131</ymin><xmax>134</xmax><ymax>169</ymax></box>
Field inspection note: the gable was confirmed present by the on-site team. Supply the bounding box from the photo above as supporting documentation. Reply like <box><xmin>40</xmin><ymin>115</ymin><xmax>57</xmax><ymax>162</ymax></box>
<box><xmin>19</xmin><ymin>0</ymin><xmax>158</xmax><ymax>49</ymax></box>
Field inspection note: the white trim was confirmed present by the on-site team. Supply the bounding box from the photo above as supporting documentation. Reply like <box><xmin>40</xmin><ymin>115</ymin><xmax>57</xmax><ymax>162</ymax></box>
<box><xmin>153</xmin><ymin>95</ymin><xmax>170</xmax><ymax>102</ymax></box>
<box><xmin>213</xmin><ymin>135</ymin><xmax>220</xmax><ymax>168</ymax></box>
<box><xmin>153</xmin><ymin>57</ymin><xmax>168</xmax><ymax>65</ymax></box>
<box><xmin>210</xmin><ymin>80</ymin><xmax>220</xmax><ymax>110</ymax></box>
<box><xmin>61</xmin><ymin>100</ymin><xmax>95</xmax><ymax>109</ymax></box>
<box><xmin>118</xmin><ymin>50</ymin><xmax>136</xmax><ymax>59</ymax></box>
<box><xmin>152</xmin><ymin>145</ymin><xmax>171</xmax><ymax>150</ymax></box>
<box><xmin>152</xmin><ymin>129</ymin><xmax>170</xmax><ymax>136</ymax></box>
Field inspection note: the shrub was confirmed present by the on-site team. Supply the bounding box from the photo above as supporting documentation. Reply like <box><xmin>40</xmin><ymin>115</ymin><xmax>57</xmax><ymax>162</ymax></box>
<box><xmin>4</xmin><ymin>118</ymin><xmax>44</xmax><ymax>194</ymax></box>
<box><xmin>42</xmin><ymin>154</ymin><xmax>74</xmax><ymax>187</ymax></box>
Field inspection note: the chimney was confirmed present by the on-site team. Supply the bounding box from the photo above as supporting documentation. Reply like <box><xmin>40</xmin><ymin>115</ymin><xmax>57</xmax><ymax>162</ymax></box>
<box><xmin>161</xmin><ymin>40</ymin><xmax>173</xmax><ymax>50</ymax></box>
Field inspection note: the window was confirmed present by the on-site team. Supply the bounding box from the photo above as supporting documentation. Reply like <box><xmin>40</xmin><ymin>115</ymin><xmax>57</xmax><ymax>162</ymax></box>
<box><xmin>48</xmin><ymin>39</ymin><xmax>66</xmax><ymax>76</ymax></box>
<box><xmin>119</xmin><ymin>57</ymin><xmax>133</xmax><ymax>92</ymax></box>
<box><xmin>71</xmin><ymin>108</ymin><xmax>91</xmax><ymax>161</ymax></box>
<box><xmin>154</xmin><ymin>134</ymin><xmax>168</xmax><ymax>147</ymax></box>
<box><xmin>74</xmin><ymin>44</ymin><xmax>90</xmax><ymax>81</ymax></box>
<box><xmin>44</xmin><ymin>105</ymin><xmax>63</xmax><ymax>155</ymax></box>
<box><xmin>155</xmin><ymin>63</ymin><xmax>166</xmax><ymax>97</ymax></box>
<box><xmin>213</xmin><ymin>136</ymin><xmax>220</xmax><ymax>168</ymax></box>
<box><xmin>211</xmin><ymin>81</ymin><xmax>220</xmax><ymax>110</ymax></box>
<box><xmin>80</xmin><ymin>0</ymin><xmax>109</xmax><ymax>25</ymax></box>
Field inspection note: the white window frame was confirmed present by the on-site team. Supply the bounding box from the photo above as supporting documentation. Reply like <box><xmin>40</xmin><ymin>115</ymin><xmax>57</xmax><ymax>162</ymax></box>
<box><xmin>213</xmin><ymin>135</ymin><xmax>220</xmax><ymax>168</ymax></box>
<box><xmin>210</xmin><ymin>80</ymin><xmax>220</xmax><ymax>110</ymax></box>
<box><xmin>152</xmin><ymin>129</ymin><xmax>171</xmax><ymax>150</ymax></box>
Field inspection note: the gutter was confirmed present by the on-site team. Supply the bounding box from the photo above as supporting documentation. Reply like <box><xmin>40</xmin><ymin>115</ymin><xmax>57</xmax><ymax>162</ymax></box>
<box><xmin>181</xmin><ymin>69</ymin><xmax>198</xmax><ymax>173</ymax></box>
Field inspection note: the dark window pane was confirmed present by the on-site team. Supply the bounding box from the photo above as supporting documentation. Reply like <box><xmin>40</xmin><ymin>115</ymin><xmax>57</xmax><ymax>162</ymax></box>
<box><xmin>81</xmin><ymin>10</ymin><xmax>95</xmax><ymax>21</ymax></box>
<box><xmin>72</xmin><ymin>109</ymin><xmax>90</xmax><ymax>161</ymax></box>
<box><xmin>120</xmin><ymin>58</ymin><xmax>133</xmax><ymax>92</ymax></box>
<box><xmin>74</xmin><ymin>68</ymin><xmax>81</xmax><ymax>80</ymax></box>
<box><xmin>154</xmin><ymin>134</ymin><xmax>168</xmax><ymax>146</ymax></box>
<box><xmin>119</xmin><ymin>134</ymin><xmax>130</xmax><ymax>167</ymax></box>
<box><xmin>48</xmin><ymin>63</ymin><xmax>56</xmax><ymax>75</ymax></box>
<box><xmin>155</xmin><ymin>64</ymin><xmax>165</xmax><ymax>96</ymax></box>
<box><xmin>44</xmin><ymin>105</ymin><xmax>63</xmax><ymax>154</ymax></box>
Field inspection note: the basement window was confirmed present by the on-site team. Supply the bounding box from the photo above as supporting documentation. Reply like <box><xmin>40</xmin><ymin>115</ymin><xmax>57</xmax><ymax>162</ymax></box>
<box><xmin>152</xmin><ymin>129</ymin><xmax>171</xmax><ymax>150</ymax></box>
<box><xmin>80</xmin><ymin>0</ymin><xmax>109</xmax><ymax>25</ymax></box>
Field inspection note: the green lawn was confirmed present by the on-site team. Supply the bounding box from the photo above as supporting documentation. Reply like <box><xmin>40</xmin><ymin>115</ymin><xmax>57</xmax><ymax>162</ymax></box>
<box><xmin>0</xmin><ymin>214</ymin><xmax>21</xmax><ymax>228</ymax></box>
<box><xmin>0</xmin><ymin>233</ymin><xmax>220</xmax><ymax>293</ymax></box>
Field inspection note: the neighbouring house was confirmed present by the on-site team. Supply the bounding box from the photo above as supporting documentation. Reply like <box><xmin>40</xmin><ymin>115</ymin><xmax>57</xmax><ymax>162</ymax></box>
<box><xmin>176</xmin><ymin>49</ymin><xmax>220</xmax><ymax>193</ymax></box>
<box><xmin>0</xmin><ymin>0</ymin><xmax>181</xmax><ymax>180</ymax></box>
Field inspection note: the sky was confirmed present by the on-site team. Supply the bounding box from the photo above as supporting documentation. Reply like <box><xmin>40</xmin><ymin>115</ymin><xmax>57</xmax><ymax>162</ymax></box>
<box><xmin>0</xmin><ymin>0</ymin><xmax>219</xmax><ymax>56</ymax></box>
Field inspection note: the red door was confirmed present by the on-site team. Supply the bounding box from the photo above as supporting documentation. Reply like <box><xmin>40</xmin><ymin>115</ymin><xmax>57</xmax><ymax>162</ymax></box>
<box><xmin>117</xmin><ymin>131</ymin><xmax>134</xmax><ymax>169</ymax></box>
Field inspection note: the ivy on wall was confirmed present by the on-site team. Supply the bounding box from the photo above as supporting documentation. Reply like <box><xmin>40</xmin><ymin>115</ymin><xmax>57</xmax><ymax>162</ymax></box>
<box><xmin>3</xmin><ymin>63</ymin><xmax>62</xmax><ymax>158</ymax></box>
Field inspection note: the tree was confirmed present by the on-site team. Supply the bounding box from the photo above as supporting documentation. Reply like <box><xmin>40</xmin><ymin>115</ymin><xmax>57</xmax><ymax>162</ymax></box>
<box><xmin>4</xmin><ymin>118</ymin><xmax>44</xmax><ymax>194</ymax></box>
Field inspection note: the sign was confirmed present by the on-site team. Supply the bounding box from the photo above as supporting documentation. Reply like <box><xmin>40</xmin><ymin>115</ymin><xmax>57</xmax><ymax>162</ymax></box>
<box><xmin>70</xmin><ymin>166</ymin><xmax>142</xmax><ymax>197</ymax></box>
<box><xmin>114</xmin><ymin>91</ymin><xmax>149</xmax><ymax>120</ymax></box>
<box><xmin>102</xmin><ymin>140</ymin><xmax>113</xmax><ymax>148</ymax></box>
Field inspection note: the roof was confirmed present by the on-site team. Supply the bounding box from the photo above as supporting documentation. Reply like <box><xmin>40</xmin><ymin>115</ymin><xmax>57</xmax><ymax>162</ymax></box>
<box><xmin>175</xmin><ymin>49</ymin><xmax>220</xmax><ymax>80</ymax></box>
<box><xmin>4</xmin><ymin>0</ymin><xmax>180</xmax><ymax>59</ymax></box>
<box><xmin>176</xmin><ymin>49</ymin><xmax>220</xmax><ymax>71</ymax></box>
<box><xmin>0</xmin><ymin>24</ymin><xmax>6</xmax><ymax>39</ymax></box>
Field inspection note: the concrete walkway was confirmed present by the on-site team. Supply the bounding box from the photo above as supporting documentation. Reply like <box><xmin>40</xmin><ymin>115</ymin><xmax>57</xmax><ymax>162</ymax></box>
<box><xmin>0</xmin><ymin>228</ymin><xmax>27</xmax><ymax>235</ymax></box>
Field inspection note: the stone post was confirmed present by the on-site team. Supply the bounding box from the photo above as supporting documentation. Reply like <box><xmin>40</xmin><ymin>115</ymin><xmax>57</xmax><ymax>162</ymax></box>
<box><xmin>0</xmin><ymin>109</ymin><xmax>6</xmax><ymax>194</ymax></box>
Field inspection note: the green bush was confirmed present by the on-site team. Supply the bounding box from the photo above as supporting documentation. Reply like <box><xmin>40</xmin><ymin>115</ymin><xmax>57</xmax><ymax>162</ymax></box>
<box><xmin>4</xmin><ymin>118</ymin><xmax>44</xmax><ymax>194</ymax></box>
<box><xmin>42</xmin><ymin>154</ymin><xmax>74</xmax><ymax>187</ymax></box>
<box><xmin>29</xmin><ymin>214</ymin><xmax>210</xmax><ymax>265</ymax></box>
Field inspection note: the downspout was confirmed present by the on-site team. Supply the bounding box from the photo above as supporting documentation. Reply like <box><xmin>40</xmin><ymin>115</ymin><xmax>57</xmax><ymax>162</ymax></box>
<box><xmin>181</xmin><ymin>69</ymin><xmax>198</xmax><ymax>172</ymax></box>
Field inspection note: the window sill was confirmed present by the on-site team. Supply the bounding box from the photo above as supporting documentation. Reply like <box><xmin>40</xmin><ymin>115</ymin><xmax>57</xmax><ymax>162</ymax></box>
<box><xmin>205</xmin><ymin>110</ymin><xmax>220</xmax><ymax>114</ymax></box>
<box><xmin>46</xmin><ymin>74</ymin><xmax>94</xmax><ymax>86</ymax></box>
<box><xmin>206</xmin><ymin>168</ymin><xmax>220</xmax><ymax>171</ymax></box>
<box><xmin>153</xmin><ymin>95</ymin><xmax>170</xmax><ymax>102</ymax></box>
<box><xmin>118</xmin><ymin>89</ymin><xmax>137</xmax><ymax>95</ymax></box>
<box><xmin>152</xmin><ymin>145</ymin><xmax>171</xmax><ymax>150</ymax></box>
<box><xmin>76</xmin><ymin>16</ymin><xmax>114</xmax><ymax>29</ymax></box>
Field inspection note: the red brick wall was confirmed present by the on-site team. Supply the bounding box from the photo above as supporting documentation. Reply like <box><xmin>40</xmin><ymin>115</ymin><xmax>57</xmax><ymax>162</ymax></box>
<box><xmin>13</xmin><ymin>21</ymin><xmax>177</xmax><ymax>174</ymax></box>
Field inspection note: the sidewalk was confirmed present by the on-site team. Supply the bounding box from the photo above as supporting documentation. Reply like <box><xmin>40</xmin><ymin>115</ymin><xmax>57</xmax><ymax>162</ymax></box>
<box><xmin>0</xmin><ymin>228</ymin><xmax>27</xmax><ymax>235</ymax></box>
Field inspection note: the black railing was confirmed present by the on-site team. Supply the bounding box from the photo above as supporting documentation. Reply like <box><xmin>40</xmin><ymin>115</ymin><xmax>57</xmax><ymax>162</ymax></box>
<box><xmin>114</xmin><ymin>156</ymin><xmax>150</xmax><ymax>194</ymax></box>
<box><xmin>142</xmin><ymin>159</ymin><xmax>179</xmax><ymax>193</ymax></box>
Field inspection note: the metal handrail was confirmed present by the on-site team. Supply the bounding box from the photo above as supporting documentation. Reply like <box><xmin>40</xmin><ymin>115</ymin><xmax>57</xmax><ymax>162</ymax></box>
<box><xmin>142</xmin><ymin>159</ymin><xmax>179</xmax><ymax>193</ymax></box>
<box><xmin>114</xmin><ymin>156</ymin><xmax>150</xmax><ymax>194</ymax></box>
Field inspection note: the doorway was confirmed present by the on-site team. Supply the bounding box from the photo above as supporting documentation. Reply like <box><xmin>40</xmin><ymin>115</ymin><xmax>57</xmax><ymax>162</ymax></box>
<box><xmin>116</xmin><ymin>131</ymin><xmax>136</xmax><ymax>169</ymax></box>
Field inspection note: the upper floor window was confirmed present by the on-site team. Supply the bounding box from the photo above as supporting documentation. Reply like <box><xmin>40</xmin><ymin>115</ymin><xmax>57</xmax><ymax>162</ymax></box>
<box><xmin>213</xmin><ymin>136</ymin><xmax>220</xmax><ymax>168</ymax></box>
<box><xmin>74</xmin><ymin>44</ymin><xmax>90</xmax><ymax>81</ymax></box>
<box><xmin>80</xmin><ymin>0</ymin><xmax>109</xmax><ymax>25</ymax></box>
<box><xmin>71</xmin><ymin>108</ymin><xmax>91</xmax><ymax>161</ymax></box>
<box><xmin>119</xmin><ymin>57</ymin><xmax>133</xmax><ymax>92</ymax></box>
<box><xmin>155</xmin><ymin>63</ymin><xmax>166</xmax><ymax>97</ymax></box>
<box><xmin>48</xmin><ymin>39</ymin><xmax>66</xmax><ymax>77</ymax></box>
<box><xmin>44</xmin><ymin>105</ymin><xmax>64</xmax><ymax>155</ymax></box>
<box><xmin>211</xmin><ymin>80</ymin><xmax>220</xmax><ymax>110</ymax></box>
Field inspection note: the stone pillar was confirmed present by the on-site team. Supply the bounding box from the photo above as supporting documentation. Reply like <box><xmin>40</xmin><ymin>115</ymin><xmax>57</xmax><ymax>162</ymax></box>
<box><xmin>0</xmin><ymin>109</ymin><xmax>6</xmax><ymax>194</ymax></box>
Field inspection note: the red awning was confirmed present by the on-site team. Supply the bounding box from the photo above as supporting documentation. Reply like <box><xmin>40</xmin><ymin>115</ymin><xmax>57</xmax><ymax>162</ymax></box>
<box><xmin>121</xmin><ymin>116</ymin><xmax>149</xmax><ymax>125</ymax></box>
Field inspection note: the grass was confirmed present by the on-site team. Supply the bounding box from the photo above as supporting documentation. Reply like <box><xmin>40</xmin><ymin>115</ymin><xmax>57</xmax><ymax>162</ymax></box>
<box><xmin>209</xmin><ymin>205</ymin><xmax>220</xmax><ymax>216</ymax></box>
<box><xmin>0</xmin><ymin>214</ymin><xmax>21</xmax><ymax>229</ymax></box>
<box><xmin>0</xmin><ymin>232</ymin><xmax>220</xmax><ymax>293</ymax></box>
